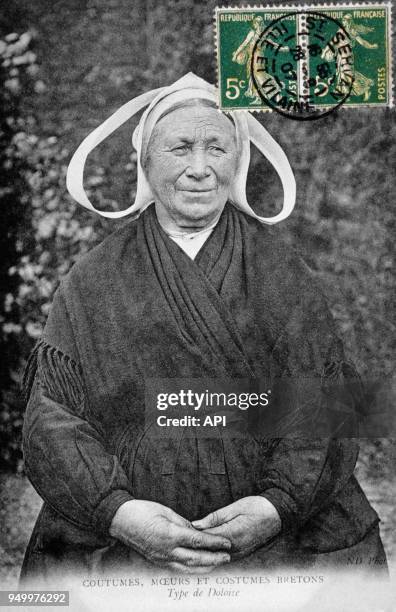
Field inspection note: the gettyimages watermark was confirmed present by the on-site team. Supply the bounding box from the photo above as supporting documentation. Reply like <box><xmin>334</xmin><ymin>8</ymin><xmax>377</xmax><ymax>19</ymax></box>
<box><xmin>143</xmin><ymin>376</ymin><xmax>396</xmax><ymax>438</ymax></box>
<box><xmin>145</xmin><ymin>379</ymin><xmax>270</xmax><ymax>436</ymax></box>
<box><xmin>156</xmin><ymin>388</ymin><xmax>270</xmax><ymax>410</ymax></box>
<box><xmin>155</xmin><ymin>387</ymin><xmax>270</xmax><ymax>428</ymax></box>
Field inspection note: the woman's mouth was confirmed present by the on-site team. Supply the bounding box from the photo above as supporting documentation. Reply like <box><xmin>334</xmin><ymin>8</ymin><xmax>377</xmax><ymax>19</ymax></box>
<box><xmin>178</xmin><ymin>188</ymin><xmax>216</xmax><ymax>193</ymax></box>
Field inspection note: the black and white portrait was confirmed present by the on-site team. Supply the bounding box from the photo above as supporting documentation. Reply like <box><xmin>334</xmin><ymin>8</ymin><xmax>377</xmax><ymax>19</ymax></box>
<box><xmin>0</xmin><ymin>2</ymin><xmax>394</xmax><ymax>611</ymax></box>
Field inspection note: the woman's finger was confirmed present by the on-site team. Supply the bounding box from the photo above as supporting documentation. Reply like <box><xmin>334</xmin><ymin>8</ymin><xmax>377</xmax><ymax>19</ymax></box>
<box><xmin>191</xmin><ymin>507</ymin><xmax>232</xmax><ymax>530</ymax></box>
<box><xmin>176</xmin><ymin>524</ymin><xmax>231</xmax><ymax>551</ymax></box>
<box><xmin>170</xmin><ymin>547</ymin><xmax>231</xmax><ymax>567</ymax></box>
<box><xmin>198</xmin><ymin>524</ymin><xmax>235</xmax><ymax>541</ymax></box>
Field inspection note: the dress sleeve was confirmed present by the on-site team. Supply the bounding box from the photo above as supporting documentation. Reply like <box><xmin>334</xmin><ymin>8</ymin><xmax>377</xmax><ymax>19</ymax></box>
<box><xmin>259</xmin><ymin>271</ymin><xmax>364</xmax><ymax>534</ymax></box>
<box><xmin>22</xmin><ymin>288</ymin><xmax>134</xmax><ymax>538</ymax></box>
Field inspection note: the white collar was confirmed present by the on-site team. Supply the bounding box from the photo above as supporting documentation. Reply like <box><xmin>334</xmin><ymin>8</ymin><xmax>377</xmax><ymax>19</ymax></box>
<box><xmin>161</xmin><ymin>214</ymin><xmax>221</xmax><ymax>240</ymax></box>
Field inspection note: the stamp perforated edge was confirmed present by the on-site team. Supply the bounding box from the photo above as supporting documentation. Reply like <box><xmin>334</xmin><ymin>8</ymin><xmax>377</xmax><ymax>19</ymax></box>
<box><xmin>214</xmin><ymin>2</ymin><xmax>394</xmax><ymax>112</ymax></box>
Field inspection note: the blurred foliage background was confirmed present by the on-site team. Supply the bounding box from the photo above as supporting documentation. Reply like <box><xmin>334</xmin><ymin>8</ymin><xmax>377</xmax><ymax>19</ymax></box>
<box><xmin>0</xmin><ymin>0</ymin><xmax>395</xmax><ymax>585</ymax></box>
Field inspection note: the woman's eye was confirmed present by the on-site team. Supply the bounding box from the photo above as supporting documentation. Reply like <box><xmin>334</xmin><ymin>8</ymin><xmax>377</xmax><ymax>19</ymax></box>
<box><xmin>209</xmin><ymin>145</ymin><xmax>225</xmax><ymax>153</ymax></box>
<box><xmin>172</xmin><ymin>145</ymin><xmax>189</xmax><ymax>153</ymax></box>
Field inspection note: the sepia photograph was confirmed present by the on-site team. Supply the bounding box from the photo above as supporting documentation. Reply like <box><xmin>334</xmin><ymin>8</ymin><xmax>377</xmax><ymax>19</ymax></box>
<box><xmin>0</xmin><ymin>1</ymin><xmax>394</xmax><ymax>610</ymax></box>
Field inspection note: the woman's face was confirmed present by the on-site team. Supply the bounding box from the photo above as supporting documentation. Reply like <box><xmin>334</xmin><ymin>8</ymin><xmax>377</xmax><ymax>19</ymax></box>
<box><xmin>144</xmin><ymin>105</ymin><xmax>238</xmax><ymax>230</ymax></box>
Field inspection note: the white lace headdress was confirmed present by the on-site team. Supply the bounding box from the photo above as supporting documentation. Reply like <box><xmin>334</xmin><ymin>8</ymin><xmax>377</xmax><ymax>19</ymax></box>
<box><xmin>66</xmin><ymin>72</ymin><xmax>296</xmax><ymax>224</ymax></box>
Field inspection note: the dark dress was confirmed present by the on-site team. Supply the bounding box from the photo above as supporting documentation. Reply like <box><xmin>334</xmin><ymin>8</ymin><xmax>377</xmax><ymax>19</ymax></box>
<box><xmin>20</xmin><ymin>203</ymin><xmax>387</xmax><ymax>583</ymax></box>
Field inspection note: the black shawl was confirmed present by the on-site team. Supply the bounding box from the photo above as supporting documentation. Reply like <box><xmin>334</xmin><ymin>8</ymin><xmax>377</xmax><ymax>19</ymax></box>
<box><xmin>21</xmin><ymin>203</ymin><xmax>379</xmax><ymax>577</ymax></box>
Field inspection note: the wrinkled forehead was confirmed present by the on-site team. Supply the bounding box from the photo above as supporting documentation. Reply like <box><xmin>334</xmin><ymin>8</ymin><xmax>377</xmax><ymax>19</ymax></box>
<box><xmin>155</xmin><ymin>104</ymin><xmax>235</xmax><ymax>140</ymax></box>
<box><xmin>142</xmin><ymin>98</ymin><xmax>236</xmax><ymax>159</ymax></box>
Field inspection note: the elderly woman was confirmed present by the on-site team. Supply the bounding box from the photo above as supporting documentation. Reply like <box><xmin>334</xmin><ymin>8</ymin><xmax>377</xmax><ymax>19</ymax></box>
<box><xmin>20</xmin><ymin>74</ymin><xmax>386</xmax><ymax>582</ymax></box>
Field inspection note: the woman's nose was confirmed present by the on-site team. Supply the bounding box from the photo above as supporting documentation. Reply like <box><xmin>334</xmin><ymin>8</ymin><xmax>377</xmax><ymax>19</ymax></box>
<box><xmin>185</xmin><ymin>151</ymin><xmax>211</xmax><ymax>179</ymax></box>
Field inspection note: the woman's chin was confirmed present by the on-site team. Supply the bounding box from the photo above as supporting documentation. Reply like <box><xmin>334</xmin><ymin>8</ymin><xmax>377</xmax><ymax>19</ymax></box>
<box><xmin>173</xmin><ymin>197</ymin><xmax>225</xmax><ymax>226</ymax></box>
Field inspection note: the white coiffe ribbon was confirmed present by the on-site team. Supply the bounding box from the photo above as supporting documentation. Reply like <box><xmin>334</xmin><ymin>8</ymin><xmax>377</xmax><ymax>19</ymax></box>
<box><xmin>66</xmin><ymin>73</ymin><xmax>296</xmax><ymax>224</ymax></box>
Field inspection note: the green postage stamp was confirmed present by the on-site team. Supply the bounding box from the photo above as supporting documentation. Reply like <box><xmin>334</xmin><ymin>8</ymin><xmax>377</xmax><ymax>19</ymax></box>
<box><xmin>215</xmin><ymin>3</ymin><xmax>393</xmax><ymax>118</ymax></box>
